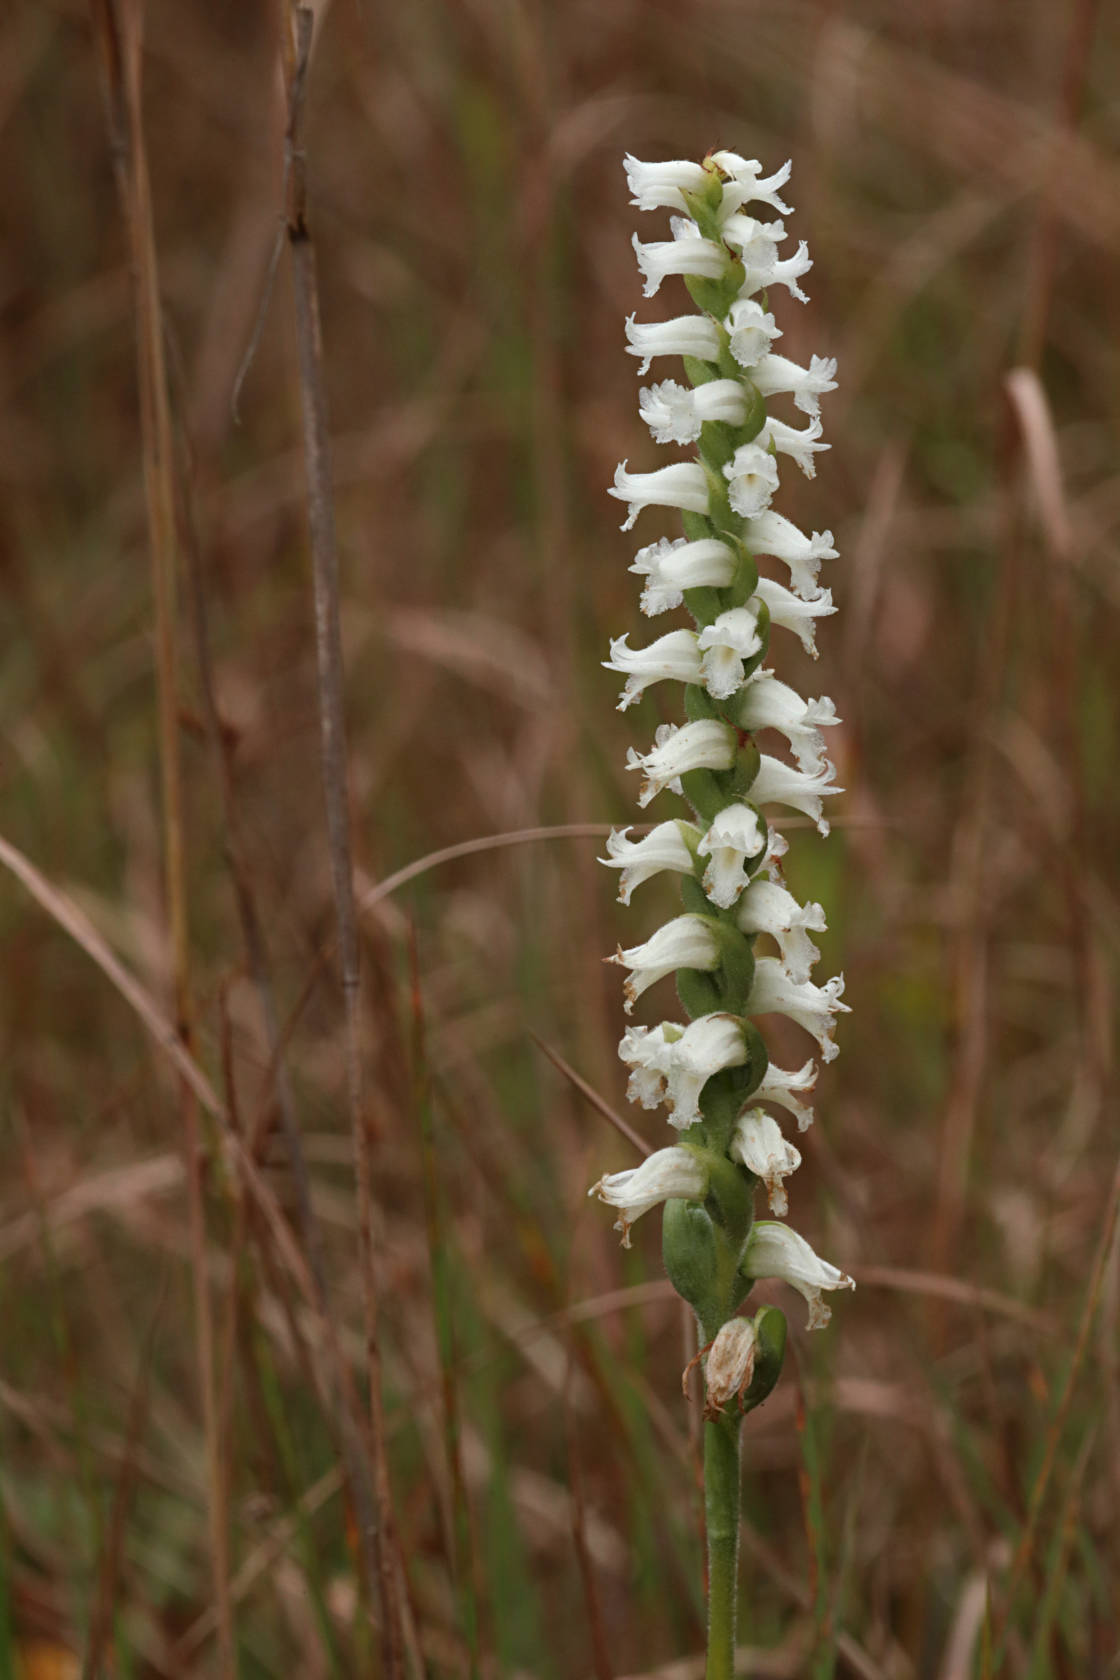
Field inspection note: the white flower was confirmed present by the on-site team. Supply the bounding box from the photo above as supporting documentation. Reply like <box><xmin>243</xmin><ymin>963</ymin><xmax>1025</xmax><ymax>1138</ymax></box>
<box><xmin>725</xmin><ymin>298</ymin><xmax>782</xmax><ymax>369</ymax></box>
<box><xmin>736</xmin><ymin>879</ymin><xmax>826</xmax><ymax>984</ymax></box>
<box><xmin>719</xmin><ymin>213</ymin><xmax>787</xmax><ymax>276</ymax></box>
<box><xmin>752</xmin><ymin>1059</ymin><xmax>818</xmax><ymax>1132</ymax></box>
<box><xmin>748</xmin><ymin>956</ymin><xmax>849</xmax><ymax>1062</ymax></box>
<box><xmin>750</xmin><ymin>753</ymin><xmax>842</xmax><ymax>835</ymax></box>
<box><xmin>734</xmin><ymin>669</ymin><xmax>840</xmax><ymax>773</ymax></box>
<box><xmin>697</xmin><ymin>803</ymin><xmax>767</xmax><ymax>908</ymax></box>
<box><xmin>589</xmin><ymin>1145</ymin><xmax>709</xmax><ymax>1247</ymax></box>
<box><xmin>610</xmin><ymin>460</ymin><xmax>710</xmax><ymax>530</ymax></box>
<box><xmin>752</xmin><ymin>577</ymin><xmax>836</xmax><ymax>658</ymax></box>
<box><xmin>625</xmin><ymin>313</ymin><xmax>721</xmax><ymax>374</ymax></box>
<box><xmin>741</xmin><ymin>240</ymin><xmax>812</xmax><ymax>303</ymax></box>
<box><xmin>600</xmin><ymin>820</ymin><xmax>698</xmax><ymax>904</ymax></box>
<box><xmin>730</xmin><ymin>1109</ymin><xmax>801</xmax><ymax>1215</ymax></box>
<box><xmin>620</xmin><ymin>1013</ymin><xmax>749</xmax><ymax>1129</ymax></box>
<box><xmin>626</xmin><ymin>719</ymin><xmax>737</xmax><ymax>807</ymax></box>
<box><xmin>604</xmin><ymin>629</ymin><xmax>701</xmax><ymax>708</ymax></box>
<box><xmin>696</xmin><ymin>605</ymin><xmax>764</xmax><ymax>699</ymax></box>
<box><xmin>757</xmin><ymin>414</ymin><xmax>829</xmax><ymax>478</ymax></box>
<box><xmin>630</xmin><ymin>536</ymin><xmax>737</xmax><ymax>616</ymax></box>
<box><xmin>751</xmin><ymin>353</ymin><xmax>838</xmax><ymax>418</ymax></box>
<box><xmin>710</xmin><ymin>152</ymin><xmax>793</xmax><ymax>216</ymax></box>
<box><xmin>632</xmin><ymin>231</ymin><xmax>727</xmax><ymax>298</ymax></box>
<box><xmin>723</xmin><ymin>442</ymin><xmax>780</xmax><ymax>518</ymax></box>
<box><xmin>609</xmin><ymin>914</ymin><xmax>722</xmax><ymax>1012</ymax></box>
<box><xmin>702</xmin><ymin>1316</ymin><xmax>758</xmax><ymax>1415</ymax></box>
<box><xmin>746</xmin><ymin>512</ymin><xmax>838</xmax><ymax>599</ymax></box>
<box><xmin>742</xmin><ymin>1222</ymin><xmax>854</xmax><ymax>1329</ymax></box>
<box><xmin>623</xmin><ymin>154</ymin><xmax>712</xmax><ymax>213</ymax></box>
<box><xmin>639</xmin><ymin>378</ymin><xmax>750</xmax><ymax>445</ymax></box>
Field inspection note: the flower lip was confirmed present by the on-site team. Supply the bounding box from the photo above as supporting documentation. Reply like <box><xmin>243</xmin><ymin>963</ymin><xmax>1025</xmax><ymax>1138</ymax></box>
<box><xmin>589</xmin><ymin>1143</ymin><xmax>710</xmax><ymax>1246</ymax></box>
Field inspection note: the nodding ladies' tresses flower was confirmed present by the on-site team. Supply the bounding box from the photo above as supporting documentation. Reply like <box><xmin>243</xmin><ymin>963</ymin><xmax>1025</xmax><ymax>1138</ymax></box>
<box><xmin>696</xmin><ymin>803</ymin><xmax>767</xmax><ymax>908</ymax></box>
<box><xmin>605</xmin><ymin>628</ymin><xmax>702</xmax><ymax>708</ymax></box>
<box><xmin>753</xmin><ymin>1057</ymin><xmax>819</xmax><ymax>1133</ymax></box>
<box><xmin>611</xmin><ymin>459</ymin><xmax>711</xmax><ymax>530</ymax></box>
<box><xmin>723</xmin><ymin>443</ymin><xmax>781</xmax><ymax>518</ymax></box>
<box><xmin>609</xmin><ymin>914</ymin><xmax>722</xmax><ymax>1011</ymax></box>
<box><xmin>748</xmin><ymin>956</ymin><xmax>850</xmax><ymax>1063</ymax></box>
<box><xmin>600</xmin><ymin>820</ymin><xmax>699</xmax><ymax>904</ymax></box>
<box><xmin>730</xmin><ymin>1109</ymin><xmax>802</xmax><ymax>1216</ymax></box>
<box><xmin>751</xmin><ymin>353</ymin><xmax>839</xmax><ymax>418</ymax></box>
<box><xmin>625</xmin><ymin>313</ymin><xmax>722</xmax><ymax>373</ymax></box>
<box><xmin>750</xmin><ymin>753</ymin><xmax>842</xmax><ymax>836</ymax></box>
<box><xmin>742</xmin><ymin>1222</ymin><xmax>855</xmax><ymax>1329</ymax></box>
<box><xmin>626</xmin><ymin>718</ymin><xmax>737</xmax><ymax>806</ymax></box>
<box><xmin>752</xmin><ymin>576</ymin><xmax>836</xmax><ymax>658</ymax></box>
<box><xmin>736</xmin><ymin>878</ymin><xmax>826</xmax><ymax>985</ymax></box>
<box><xmin>632</xmin><ymin>229</ymin><xmax>726</xmax><ymax>297</ymax></box>
<box><xmin>757</xmin><ymin>413</ymin><xmax>829</xmax><ymax>478</ymax></box>
<box><xmin>620</xmin><ymin>1013</ymin><xmax>749</xmax><ymax>1129</ymax></box>
<box><xmin>726</xmin><ymin>298</ymin><xmax>781</xmax><ymax>367</ymax></box>
<box><xmin>696</xmin><ymin>606</ymin><xmax>764</xmax><ymax>699</ymax></box>
<box><xmin>630</xmin><ymin>536</ymin><xmax>737</xmax><ymax>616</ymax></box>
<box><xmin>746</xmin><ymin>511</ymin><xmax>838</xmax><ymax>599</ymax></box>
<box><xmin>639</xmin><ymin>377</ymin><xmax>751</xmax><ymax>445</ymax></box>
<box><xmin>594</xmin><ymin>153</ymin><xmax>851</xmax><ymax>1445</ymax></box>
<box><xmin>590</xmin><ymin>1145</ymin><xmax>709</xmax><ymax>1247</ymax></box>
<box><xmin>734</xmin><ymin>669</ymin><xmax>840</xmax><ymax>773</ymax></box>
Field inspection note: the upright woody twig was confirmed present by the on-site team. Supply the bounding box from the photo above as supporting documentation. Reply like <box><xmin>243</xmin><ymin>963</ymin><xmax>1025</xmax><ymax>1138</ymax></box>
<box><xmin>278</xmin><ymin>8</ymin><xmax>410</xmax><ymax>1671</ymax></box>
<box><xmin>589</xmin><ymin>152</ymin><xmax>854</xmax><ymax>1677</ymax></box>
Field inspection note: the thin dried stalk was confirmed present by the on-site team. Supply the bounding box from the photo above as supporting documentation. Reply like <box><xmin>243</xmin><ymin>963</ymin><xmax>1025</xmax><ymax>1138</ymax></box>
<box><xmin>278</xmin><ymin>7</ymin><xmax>413</xmax><ymax>1670</ymax></box>
<box><xmin>88</xmin><ymin>1</ymin><xmax>233</xmax><ymax>1665</ymax></box>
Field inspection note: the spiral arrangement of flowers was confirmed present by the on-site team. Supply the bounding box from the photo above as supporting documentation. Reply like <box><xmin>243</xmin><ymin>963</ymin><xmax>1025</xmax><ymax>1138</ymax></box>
<box><xmin>590</xmin><ymin>151</ymin><xmax>854</xmax><ymax>1423</ymax></box>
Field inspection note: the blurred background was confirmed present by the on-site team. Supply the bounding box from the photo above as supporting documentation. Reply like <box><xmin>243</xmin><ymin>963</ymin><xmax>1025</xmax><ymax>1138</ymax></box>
<box><xmin>2</xmin><ymin>0</ymin><xmax>1118</xmax><ymax>1675</ymax></box>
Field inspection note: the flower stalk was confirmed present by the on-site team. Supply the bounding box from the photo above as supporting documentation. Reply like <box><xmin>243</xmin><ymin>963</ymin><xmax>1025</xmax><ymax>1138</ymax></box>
<box><xmin>590</xmin><ymin>150</ymin><xmax>854</xmax><ymax>1672</ymax></box>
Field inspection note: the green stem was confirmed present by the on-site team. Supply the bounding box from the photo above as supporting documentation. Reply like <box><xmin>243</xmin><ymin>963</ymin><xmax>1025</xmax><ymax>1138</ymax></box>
<box><xmin>704</xmin><ymin>1409</ymin><xmax>743</xmax><ymax>1680</ymax></box>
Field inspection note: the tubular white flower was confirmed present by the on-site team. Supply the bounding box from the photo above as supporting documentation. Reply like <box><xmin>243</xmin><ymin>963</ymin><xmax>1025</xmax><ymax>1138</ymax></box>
<box><xmin>719</xmin><ymin>215</ymin><xmax>788</xmax><ymax>275</ymax></box>
<box><xmin>742</xmin><ymin>1222</ymin><xmax>854</xmax><ymax>1329</ymax></box>
<box><xmin>639</xmin><ymin>378</ymin><xmax>750</xmax><ymax>445</ymax></box>
<box><xmin>751</xmin><ymin>353</ymin><xmax>838</xmax><ymax>417</ymax></box>
<box><xmin>736</xmin><ymin>879</ymin><xmax>826</xmax><ymax>984</ymax></box>
<box><xmin>734</xmin><ymin>669</ymin><xmax>840</xmax><ymax>773</ymax></box>
<box><xmin>723</xmin><ymin>442</ymin><xmax>780</xmax><ymax>518</ymax></box>
<box><xmin>752</xmin><ymin>1058</ymin><xmax>818</xmax><ymax>1133</ymax></box>
<box><xmin>632</xmin><ymin>230</ymin><xmax>727</xmax><ymax>298</ymax></box>
<box><xmin>730</xmin><ymin>1110</ymin><xmax>801</xmax><ymax>1216</ymax></box>
<box><xmin>609</xmin><ymin>914</ymin><xmax>722</xmax><ymax>1012</ymax></box>
<box><xmin>710</xmin><ymin>152</ymin><xmax>793</xmax><ymax>216</ymax></box>
<box><xmin>703</xmin><ymin>1317</ymin><xmax>758</xmax><ymax>1414</ymax></box>
<box><xmin>630</xmin><ymin>536</ymin><xmax>737</xmax><ymax>616</ymax></box>
<box><xmin>604</xmin><ymin>628</ymin><xmax>702</xmax><ymax>708</ymax></box>
<box><xmin>696</xmin><ymin>605</ymin><xmax>764</xmax><ymax>700</ymax></box>
<box><xmin>757</xmin><ymin>414</ymin><xmax>829</xmax><ymax>478</ymax></box>
<box><xmin>620</xmin><ymin>1013</ymin><xmax>749</xmax><ymax>1129</ymax></box>
<box><xmin>625</xmin><ymin>313</ymin><xmax>721</xmax><ymax>373</ymax></box>
<box><xmin>600</xmin><ymin>820</ymin><xmax>698</xmax><ymax>904</ymax></box>
<box><xmin>750</xmin><ymin>753</ymin><xmax>842</xmax><ymax>835</ymax></box>
<box><xmin>752</xmin><ymin>576</ymin><xmax>836</xmax><ymax>657</ymax></box>
<box><xmin>741</xmin><ymin>240</ymin><xmax>812</xmax><ymax>303</ymax></box>
<box><xmin>696</xmin><ymin>803</ymin><xmax>767</xmax><ymax>908</ymax></box>
<box><xmin>725</xmin><ymin>298</ymin><xmax>781</xmax><ymax>368</ymax></box>
<box><xmin>748</xmin><ymin>956</ymin><xmax>849</xmax><ymax>1062</ymax></box>
<box><xmin>589</xmin><ymin>1145</ymin><xmax>709</xmax><ymax>1247</ymax></box>
<box><xmin>746</xmin><ymin>511</ymin><xmax>838</xmax><ymax>599</ymax></box>
<box><xmin>624</xmin><ymin>154</ymin><xmax>712</xmax><ymax>212</ymax></box>
<box><xmin>626</xmin><ymin>718</ymin><xmax>737</xmax><ymax>807</ymax></box>
<box><xmin>610</xmin><ymin>460</ymin><xmax>710</xmax><ymax>530</ymax></box>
